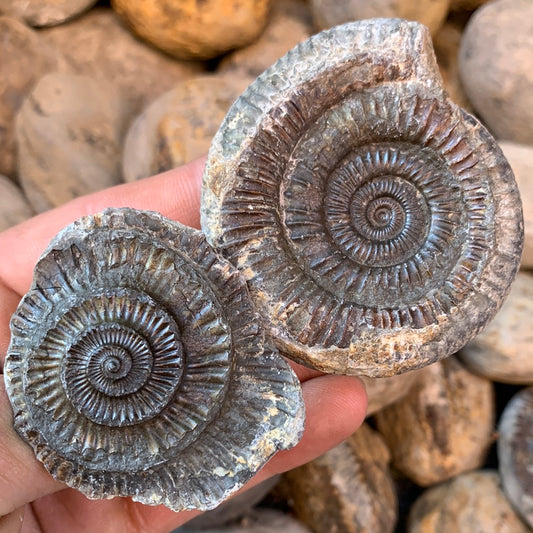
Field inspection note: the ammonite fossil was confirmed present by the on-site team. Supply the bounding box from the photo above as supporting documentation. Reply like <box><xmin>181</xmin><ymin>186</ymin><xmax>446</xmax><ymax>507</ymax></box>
<box><xmin>201</xmin><ymin>18</ymin><xmax>524</xmax><ymax>376</ymax></box>
<box><xmin>3</xmin><ymin>208</ymin><xmax>304</xmax><ymax>510</ymax></box>
<box><xmin>498</xmin><ymin>387</ymin><xmax>533</xmax><ymax>528</ymax></box>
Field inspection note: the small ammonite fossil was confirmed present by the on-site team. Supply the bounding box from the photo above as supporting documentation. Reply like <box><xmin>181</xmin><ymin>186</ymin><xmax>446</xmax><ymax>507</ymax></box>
<box><xmin>3</xmin><ymin>208</ymin><xmax>304</xmax><ymax>511</ymax></box>
<box><xmin>201</xmin><ymin>18</ymin><xmax>524</xmax><ymax>377</ymax></box>
<box><xmin>498</xmin><ymin>386</ymin><xmax>533</xmax><ymax>528</ymax></box>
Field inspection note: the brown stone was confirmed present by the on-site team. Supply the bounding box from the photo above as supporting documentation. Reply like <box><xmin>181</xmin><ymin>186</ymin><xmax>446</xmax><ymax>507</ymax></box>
<box><xmin>408</xmin><ymin>471</ymin><xmax>531</xmax><ymax>533</ymax></box>
<box><xmin>309</xmin><ymin>0</ymin><xmax>451</xmax><ymax>35</ymax></box>
<box><xmin>111</xmin><ymin>0</ymin><xmax>272</xmax><ymax>61</ymax></box>
<box><xmin>499</xmin><ymin>142</ymin><xmax>533</xmax><ymax>269</ymax></box>
<box><xmin>0</xmin><ymin>175</ymin><xmax>34</xmax><ymax>232</ymax></box>
<box><xmin>375</xmin><ymin>357</ymin><xmax>495</xmax><ymax>486</ymax></box>
<box><xmin>0</xmin><ymin>16</ymin><xmax>66</xmax><ymax>179</ymax></box>
<box><xmin>459</xmin><ymin>272</ymin><xmax>533</xmax><ymax>385</ymax></box>
<box><xmin>432</xmin><ymin>21</ymin><xmax>472</xmax><ymax>112</ymax></box>
<box><xmin>123</xmin><ymin>76</ymin><xmax>249</xmax><ymax>182</ymax></box>
<box><xmin>16</xmin><ymin>73</ymin><xmax>129</xmax><ymax>212</ymax></box>
<box><xmin>0</xmin><ymin>0</ymin><xmax>97</xmax><ymax>27</ymax></box>
<box><xmin>281</xmin><ymin>423</ymin><xmax>398</xmax><ymax>533</ymax></box>
<box><xmin>218</xmin><ymin>0</ymin><xmax>312</xmax><ymax>80</ymax></box>
<box><xmin>449</xmin><ymin>0</ymin><xmax>490</xmax><ymax>10</ymax></box>
<box><xmin>459</xmin><ymin>0</ymin><xmax>533</xmax><ymax>143</ymax></box>
<box><xmin>41</xmin><ymin>8</ymin><xmax>204</xmax><ymax>113</ymax></box>
<box><xmin>361</xmin><ymin>367</ymin><xmax>426</xmax><ymax>416</ymax></box>
<box><xmin>179</xmin><ymin>509</ymin><xmax>311</xmax><ymax>533</ymax></box>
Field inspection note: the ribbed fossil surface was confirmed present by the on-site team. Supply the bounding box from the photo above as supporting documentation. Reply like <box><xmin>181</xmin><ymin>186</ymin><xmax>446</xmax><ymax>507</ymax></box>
<box><xmin>201</xmin><ymin>18</ymin><xmax>524</xmax><ymax>376</ymax></box>
<box><xmin>3</xmin><ymin>208</ymin><xmax>304</xmax><ymax>511</ymax></box>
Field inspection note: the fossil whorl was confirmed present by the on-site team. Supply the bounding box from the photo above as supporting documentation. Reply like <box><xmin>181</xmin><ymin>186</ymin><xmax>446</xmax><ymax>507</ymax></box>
<box><xmin>201</xmin><ymin>19</ymin><xmax>524</xmax><ymax>377</ymax></box>
<box><xmin>3</xmin><ymin>208</ymin><xmax>304</xmax><ymax>511</ymax></box>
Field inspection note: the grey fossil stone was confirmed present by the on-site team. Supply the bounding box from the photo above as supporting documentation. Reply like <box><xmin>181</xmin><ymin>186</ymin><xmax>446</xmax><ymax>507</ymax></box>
<box><xmin>3</xmin><ymin>208</ymin><xmax>304</xmax><ymax>511</ymax></box>
<box><xmin>201</xmin><ymin>19</ymin><xmax>524</xmax><ymax>377</ymax></box>
<box><xmin>498</xmin><ymin>387</ymin><xmax>533</xmax><ymax>528</ymax></box>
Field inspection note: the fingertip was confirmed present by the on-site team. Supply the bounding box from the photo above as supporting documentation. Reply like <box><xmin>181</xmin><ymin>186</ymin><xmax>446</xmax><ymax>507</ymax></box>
<box><xmin>265</xmin><ymin>375</ymin><xmax>367</xmax><ymax>477</ymax></box>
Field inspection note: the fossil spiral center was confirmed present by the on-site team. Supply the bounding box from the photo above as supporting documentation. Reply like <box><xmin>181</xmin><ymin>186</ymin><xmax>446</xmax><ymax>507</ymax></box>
<box><xmin>60</xmin><ymin>290</ymin><xmax>183</xmax><ymax>427</ymax></box>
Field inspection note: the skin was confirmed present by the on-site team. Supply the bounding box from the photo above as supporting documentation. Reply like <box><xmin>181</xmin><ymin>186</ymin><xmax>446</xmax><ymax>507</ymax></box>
<box><xmin>0</xmin><ymin>158</ymin><xmax>367</xmax><ymax>533</ymax></box>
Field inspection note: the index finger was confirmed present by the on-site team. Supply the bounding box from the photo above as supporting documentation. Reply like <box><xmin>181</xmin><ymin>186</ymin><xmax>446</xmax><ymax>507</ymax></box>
<box><xmin>0</xmin><ymin>157</ymin><xmax>205</xmax><ymax>298</ymax></box>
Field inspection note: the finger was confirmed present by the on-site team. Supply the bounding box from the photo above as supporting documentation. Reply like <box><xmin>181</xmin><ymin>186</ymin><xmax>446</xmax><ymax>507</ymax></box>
<box><xmin>288</xmin><ymin>360</ymin><xmax>324</xmax><ymax>383</ymax></box>
<box><xmin>262</xmin><ymin>374</ymin><xmax>367</xmax><ymax>476</ymax></box>
<box><xmin>0</xmin><ymin>506</ymin><xmax>24</xmax><ymax>533</ymax></box>
<box><xmin>0</xmin><ymin>157</ymin><xmax>205</xmax><ymax>298</ymax></box>
<box><xmin>0</xmin><ymin>381</ymin><xmax>63</xmax><ymax>519</ymax></box>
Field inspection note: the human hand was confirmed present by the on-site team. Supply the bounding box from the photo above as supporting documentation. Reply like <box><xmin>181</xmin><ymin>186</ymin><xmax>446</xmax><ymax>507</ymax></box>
<box><xmin>0</xmin><ymin>158</ymin><xmax>367</xmax><ymax>533</ymax></box>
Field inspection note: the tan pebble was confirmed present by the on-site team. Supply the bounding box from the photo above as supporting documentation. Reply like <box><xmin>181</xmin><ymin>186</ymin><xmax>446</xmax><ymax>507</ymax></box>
<box><xmin>218</xmin><ymin>0</ymin><xmax>312</xmax><ymax>79</ymax></box>
<box><xmin>41</xmin><ymin>8</ymin><xmax>204</xmax><ymax>114</ymax></box>
<box><xmin>375</xmin><ymin>357</ymin><xmax>494</xmax><ymax>486</ymax></box>
<box><xmin>432</xmin><ymin>21</ymin><xmax>472</xmax><ymax>111</ymax></box>
<box><xmin>309</xmin><ymin>0</ymin><xmax>451</xmax><ymax>35</ymax></box>
<box><xmin>361</xmin><ymin>367</ymin><xmax>426</xmax><ymax>416</ymax></box>
<box><xmin>16</xmin><ymin>73</ymin><xmax>129</xmax><ymax>212</ymax></box>
<box><xmin>281</xmin><ymin>423</ymin><xmax>398</xmax><ymax>533</ymax></box>
<box><xmin>0</xmin><ymin>175</ymin><xmax>34</xmax><ymax>232</ymax></box>
<box><xmin>408</xmin><ymin>470</ymin><xmax>531</xmax><ymax>533</ymax></box>
<box><xmin>0</xmin><ymin>16</ymin><xmax>66</xmax><ymax>179</ymax></box>
<box><xmin>459</xmin><ymin>272</ymin><xmax>533</xmax><ymax>385</ymax></box>
<box><xmin>111</xmin><ymin>0</ymin><xmax>272</xmax><ymax>61</ymax></box>
<box><xmin>499</xmin><ymin>141</ymin><xmax>533</xmax><ymax>269</ymax></box>
<box><xmin>0</xmin><ymin>0</ymin><xmax>97</xmax><ymax>27</ymax></box>
<box><xmin>123</xmin><ymin>76</ymin><xmax>249</xmax><ymax>182</ymax></box>
<box><xmin>180</xmin><ymin>509</ymin><xmax>311</xmax><ymax>533</ymax></box>
<box><xmin>459</xmin><ymin>0</ymin><xmax>533</xmax><ymax>143</ymax></box>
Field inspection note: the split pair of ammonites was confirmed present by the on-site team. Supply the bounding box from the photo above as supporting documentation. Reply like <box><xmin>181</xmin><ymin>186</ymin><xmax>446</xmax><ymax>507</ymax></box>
<box><xmin>3</xmin><ymin>19</ymin><xmax>523</xmax><ymax>511</ymax></box>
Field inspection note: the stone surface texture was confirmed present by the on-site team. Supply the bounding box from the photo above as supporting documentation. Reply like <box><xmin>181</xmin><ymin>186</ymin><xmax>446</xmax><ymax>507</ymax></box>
<box><xmin>111</xmin><ymin>0</ymin><xmax>272</xmax><ymax>60</ymax></box>
<box><xmin>361</xmin><ymin>367</ymin><xmax>426</xmax><ymax>416</ymax></box>
<box><xmin>309</xmin><ymin>0</ymin><xmax>451</xmax><ymax>35</ymax></box>
<box><xmin>178</xmin><ymin>509</ymin><xmax>311</xmax><ymax>533</ymax></box>
<box><xmin>459</xmin><ymin>272</ymin><xmax>533</xmax><ymax>385</ymax></box>
<box><xmin>123</xmin><ymin>76</ymin><xmax>249</xmax><ymax>182</ymax></box>
<box><xmin>0</xmin><ymin>175</ymin><xmax>34</xmax><ymax>232</ymax></box>
<box><xmin>408</xmin><ymin>470</ymin><xmax>531</xmax><ymax>533</ymax></box>
<box><xmin>3</xmin><ymin>208</ymin><xmax>304</xmax><ymax>511</ymax></box>
<box><xmin>0</xmin><ymin>0</ymin><xmax>97</xmax><ymax>27</ymax></box>
<box><xmin>499</xmin><ymin>141</ymin><xmax>533</xmax><ymax>268</ymax></box>
<box><xmin>42</xmin><ymin>8</ymin><xmax>204</xmax><ymax>114</ymax></box>
<box><xmin>0</xmin><ymin>16</ymin><xmax>66</xmax><ymax>179</ymax></box>
<box><xmin>202</xmin><ymin>19</ymin><xmax>523</xmax><ymax>377</ymax></box>
<box><xmin>432</xmin><ymin>21</ymin><xmax>472</xmax><ymax>111</ymax></box>
<box><xmin>281</xmin><ymin>423</ymin><xmax>398</xmax><ymax>533</ymax></box>
<box><xmin>16</xmin><ymin>73</ymin><xmax>129</xmax><ymax>213</ymax></box>
<box><xmin>375</xmin><ymin>357</ymin><xmax>495</xmax><ymax>486</ymax></box>
<box><xmin>459</xmin><ymin>0</ymin><xmax>533</xmax><ymax>144</ymax></box>
<box><xmin>498</xmin><ymin>387</ymin><xmax>533</xmax><ymax>528</ymax></box>
<box><xmin>218</xmin><ymin>0</ymin><xmax>312</xmax><ymax>80</ymax></box>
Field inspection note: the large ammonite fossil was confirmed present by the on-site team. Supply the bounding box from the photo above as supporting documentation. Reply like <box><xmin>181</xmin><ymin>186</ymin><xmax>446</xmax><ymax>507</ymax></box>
<box><xmin>201</xmin><ymin>18</ymin><xmax>524</xmax><ymax>377</ymax></box>
<box><xmin>3</xmin><ymin>208</ymin><xmax>304</xmax><ymax>510</ymax></box>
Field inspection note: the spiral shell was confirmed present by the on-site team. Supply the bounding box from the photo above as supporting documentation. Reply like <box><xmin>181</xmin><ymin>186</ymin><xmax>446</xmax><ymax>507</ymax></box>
<box><xmin>4</xmin><ymin>208</ymin><xmax>304</xmax><ymax>510</ymax></box>
<box><xmin>201</xmin><ymin>19</ymin><xmax>523</xmax><ymax>377</ymax></box>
